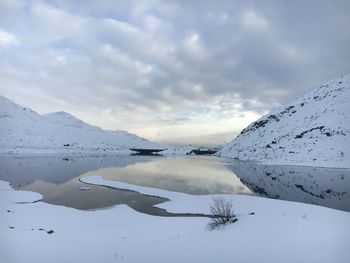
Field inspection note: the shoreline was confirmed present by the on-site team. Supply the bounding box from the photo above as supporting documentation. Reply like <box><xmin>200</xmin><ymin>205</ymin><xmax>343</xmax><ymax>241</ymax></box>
<box><xmin>1</xmin><ymin>178</ymin><xmax>349</xmax><ymax>263</ymax></box>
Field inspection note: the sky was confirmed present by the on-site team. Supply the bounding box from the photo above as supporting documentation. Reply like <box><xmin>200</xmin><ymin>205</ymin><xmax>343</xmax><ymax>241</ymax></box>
<box><xmin>0</xmin><ymin>0</ymin><xmax>349</xmax><ymax>146</ymax></box>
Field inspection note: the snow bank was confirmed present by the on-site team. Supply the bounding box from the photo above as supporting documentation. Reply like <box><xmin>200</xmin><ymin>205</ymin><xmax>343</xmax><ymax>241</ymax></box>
<box><xmin>2</xmin><ymin>177</ymin><xmax>350</xmax><ymax>262</ymax></box>
<box><xmin>1</xmin><ymin>177</ymin><xmax>349</xmax><ymax>263</ymax></box>
<box><xmin>219</xmin><ymin>74</ymin><xmax>350</xmax><ymax>168</ymax></box>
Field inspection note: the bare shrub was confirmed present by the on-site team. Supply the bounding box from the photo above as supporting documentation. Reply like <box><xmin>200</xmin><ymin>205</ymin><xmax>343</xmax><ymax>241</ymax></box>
<box><xmin>208</xmin><ymin>197</ymin><xmax>237</xmax><ymax>230</ymax></box>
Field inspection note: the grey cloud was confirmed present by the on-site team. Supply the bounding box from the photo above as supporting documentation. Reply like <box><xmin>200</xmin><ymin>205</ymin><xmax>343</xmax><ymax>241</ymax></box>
<box><xmin>0</xmin><ymin>0</ymin><xmax>349</xmax><ymax>142</ymax></box>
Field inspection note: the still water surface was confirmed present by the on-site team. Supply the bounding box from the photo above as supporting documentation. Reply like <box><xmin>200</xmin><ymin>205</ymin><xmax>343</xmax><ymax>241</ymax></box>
<box><xmin>0</xmin><ymin>155</ymin><xmax>349</xmax><ymax>213</ymax></box>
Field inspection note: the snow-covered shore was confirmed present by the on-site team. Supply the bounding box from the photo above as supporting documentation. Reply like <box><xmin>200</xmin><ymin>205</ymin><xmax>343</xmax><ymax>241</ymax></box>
<box><xmin>219</xmin><ymin>74</ymin><xmax>350</xmax><ymax>168</ymax></box>
<box><xmin>1</xmin><ymin>177</ymin><xmax>350</xmax><ymax>263</ymax></box>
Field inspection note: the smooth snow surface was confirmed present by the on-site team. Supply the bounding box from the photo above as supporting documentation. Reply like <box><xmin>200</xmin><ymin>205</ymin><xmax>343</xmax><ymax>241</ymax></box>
<box><xmin>219</xmin><ymin>74</ymin><xmax>350</xmax><ymax>168</ymax></box>
<box><xmin>0</xmin><ymin>96</ymin><xmax>161</xmax><ymax>155</ymax></box>
<box><xmin>2</xmin><ymin>177</ymin><xmax>350</xmax><ymax>263</ymax></box>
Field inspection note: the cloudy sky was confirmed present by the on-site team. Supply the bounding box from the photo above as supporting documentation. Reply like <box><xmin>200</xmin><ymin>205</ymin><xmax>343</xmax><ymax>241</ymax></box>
<box><xmin>0</xmin><ymin>0</ymin><xmax>349</xmax><ymax>145</ymax></box>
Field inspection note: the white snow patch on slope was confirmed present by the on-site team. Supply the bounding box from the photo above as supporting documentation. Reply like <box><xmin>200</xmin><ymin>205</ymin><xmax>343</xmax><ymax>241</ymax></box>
<box><xmin>219</xmin><ymin>74</ymin><xmax>350</xmax><ymax>168</ymax></box>
<box><xmin>0</xmin><ymin>96</ymin><xmax>162</xmax><ymax>155</ymax></box>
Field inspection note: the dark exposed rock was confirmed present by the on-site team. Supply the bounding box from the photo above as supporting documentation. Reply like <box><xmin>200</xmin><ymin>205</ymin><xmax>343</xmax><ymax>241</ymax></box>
<box><xmin>267</xmin><ymin>114</ymin><xmax>280</xmax><ymax>122</ymax></box>
<box><xmin>240</xmin><ymin>119</ymin><xmax>269</xmax><ymax>135</ymax></box>
<box><xmin>295</xmin><ymin>126</ymin><xmax>326</xmax><ymax>139</ymax></box>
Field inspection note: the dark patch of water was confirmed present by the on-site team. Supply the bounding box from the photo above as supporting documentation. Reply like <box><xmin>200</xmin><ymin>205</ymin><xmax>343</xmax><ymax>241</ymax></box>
<box><xmin>228</xmin><ymin>162</ymin><xmax>350</xmax><ymax>212</ymax></box>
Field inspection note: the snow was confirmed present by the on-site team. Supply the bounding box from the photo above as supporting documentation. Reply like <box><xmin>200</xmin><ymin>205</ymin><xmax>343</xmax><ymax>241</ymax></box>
<box><xmin>0</xmin><ymin>95</ymin><xmax>213</xmax><ymax>157</ymax></box>
<box><xmin>0</xmin><ymin>95</ymin><xmax>198</xmax><ymax>157</ymax></box>
<box><xmin>219</xmin><ymin>74</ymin><xmax>350</xmax><ymax>168</ymax></box>
<box><xmin>161</xmin><ymin>145</ymin><xmax>194</xmax><ymax>155</ymax></box>
<box><xmin>0</xmin><ymin>181</ymin><xmax>42</xmax><ymax>204</ymax></box>
<box><xmin>0</xmin><ymin>96</ymin><xmax>162</xmax><ymax>155</ymax></box>
<box><xmin>1</xmin><ymin>77</ymin><xmax>349</xmax><ymax>261</ymax></box>
<box><xmin>2</xmin><ymin>176</ymin><xmax>350</xmax><ymax>263</ymax></box>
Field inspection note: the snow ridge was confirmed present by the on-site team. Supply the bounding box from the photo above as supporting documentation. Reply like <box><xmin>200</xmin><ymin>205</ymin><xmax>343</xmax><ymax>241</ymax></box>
<box><xmin>219</xmin><ymin>74</ymin><xmax>350</xmax><ymax>168</ymax></box>
<box><xmin>0</xmin><ymin>96</ymin><xmax>161</xmax><ymax>154</ymax></box>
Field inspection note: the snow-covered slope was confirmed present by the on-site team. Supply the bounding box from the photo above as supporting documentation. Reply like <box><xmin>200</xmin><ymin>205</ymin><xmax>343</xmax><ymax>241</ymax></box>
<box><xmin>219</xmin><ymin>74</ymin><xmax>350</xmax><ymax>168</ymax></box>
<box><xmin>0</xmin><ymin>96</ymin><xmax>161</xmax><ymax>155</ymax></box>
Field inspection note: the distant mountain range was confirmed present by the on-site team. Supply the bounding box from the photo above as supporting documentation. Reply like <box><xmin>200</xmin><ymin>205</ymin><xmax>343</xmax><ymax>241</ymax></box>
<box><xmin>0</xmin><ymin>96</ymin><xmax>161</xmax><ymax>155</ymax></box>
<box><xmin>219</xmin><ymin>74</ymin><xmax>350</xmax><ymax>168</ymax></box>
<box><xmin>2</xmin><ymin>73</ymin><xmax>349</xmax><ymax>165</ymax></box>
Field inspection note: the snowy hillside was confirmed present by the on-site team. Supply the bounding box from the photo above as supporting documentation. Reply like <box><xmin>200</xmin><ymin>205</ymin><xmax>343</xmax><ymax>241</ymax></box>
<box><xmin>0</xmin><ymin>96</ymin><xmax>161</xmax><ymax>155</ymax></box>
<box><xmin>219</xmin><ymin>74</ymin><xmax>350</xmax><ymax>168</ymax></box>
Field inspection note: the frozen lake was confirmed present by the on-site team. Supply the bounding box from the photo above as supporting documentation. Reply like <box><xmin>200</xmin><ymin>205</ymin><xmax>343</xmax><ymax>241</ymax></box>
<box><xmin>0</xmin><ymin>155</ymin><xmax>349</xmax><ymax>213</ymax></box>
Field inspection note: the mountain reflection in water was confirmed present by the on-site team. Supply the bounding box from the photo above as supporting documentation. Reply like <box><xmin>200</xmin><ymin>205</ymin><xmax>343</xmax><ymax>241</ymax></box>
<box><xmin>228</xmin><ymin>162</ymin><xmax>350</xmax><ymax>212</ymax></box>
<box><xmin>0</xmin><ymin>155</ymin><xmax>251</xmax><ymax>211</ymax></box>
<box><xmin>0</xmin><ymin>155</ymin><xmax>349</xmax><ymax>213</ymax></box>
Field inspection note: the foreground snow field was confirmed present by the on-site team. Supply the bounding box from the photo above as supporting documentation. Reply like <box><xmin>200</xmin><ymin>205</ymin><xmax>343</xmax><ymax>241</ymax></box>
<box><xmin>219</xmin><ymin>74</ymin><xmax>350</xmax><ymax>168</ymax></box>
<box><xmin>1</xmin><ymin>177</ymin><xmax>350</xmax><ymax>263</ymax></box>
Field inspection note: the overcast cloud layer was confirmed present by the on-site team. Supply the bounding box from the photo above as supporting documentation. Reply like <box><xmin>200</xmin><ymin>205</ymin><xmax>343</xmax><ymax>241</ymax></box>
<box><xmin>0</xmin><ymin>0</ymin><xmax>349</xmax><ymax>145</ymax></box>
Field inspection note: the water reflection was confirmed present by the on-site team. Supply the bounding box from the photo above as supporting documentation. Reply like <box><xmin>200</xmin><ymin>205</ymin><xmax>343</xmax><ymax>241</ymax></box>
<box><xmin>0</xmin><ymin>155</ymin><xmax>251</xmax><ymax>212</ymax></box>
<box><xmin>228</xmin><ymin>161</ymin><xmax>350</xmax><ymax>212</ymax></box>
<box><xmin>84</xmin><ymin>156</ymin><xmax>251</xmax><ymax>195</ymax></box>
<box><xmin>1</xmin><ymin>155</ymin><xmax>348</xmax><ymax>213</ymax></box>
<box><xmin>0</xmin><ymin>155</ymin><xmax>167</xmax><ymax>212</ymax></box>
<box><xmin>0</xmin><ymin>155</ymin><xmax>158</xmax><ymax>187</ymax></box>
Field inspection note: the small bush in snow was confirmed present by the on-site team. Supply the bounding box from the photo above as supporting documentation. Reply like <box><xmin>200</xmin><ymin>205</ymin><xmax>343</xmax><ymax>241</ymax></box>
<box><xmin>208</xmin><ymin>197</ymin><xmax>237</xmax><ymax>230</ymax></box>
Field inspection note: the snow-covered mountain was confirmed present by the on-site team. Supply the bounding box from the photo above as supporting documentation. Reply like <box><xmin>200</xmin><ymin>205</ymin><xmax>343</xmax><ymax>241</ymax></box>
<box><xmin>0</xmin><ymin>96</ymin><xmax>161</xmax><ymax>155</ymax></box>
<box><xmin>219</xmin><ymin>74</ymin><xmax>350</xmax><ymax>168</ymax></box>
